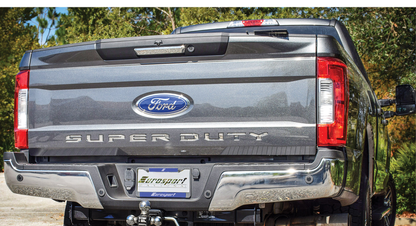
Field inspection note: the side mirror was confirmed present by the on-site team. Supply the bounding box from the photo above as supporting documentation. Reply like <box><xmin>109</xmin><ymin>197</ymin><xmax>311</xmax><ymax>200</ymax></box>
<box><xmin>396</xmin><ymin>85</ymin><xmax>416</xmax><ymax>116</ymax></box>
<box><xmin>384</xmin><ymin>111</ymin><xmax>396</xmax><ymax>118</ymax></box>
<box><xmin>379</xmin><ymin>99</ymin><xmax>395</xmax><ymax>107</ymax></box>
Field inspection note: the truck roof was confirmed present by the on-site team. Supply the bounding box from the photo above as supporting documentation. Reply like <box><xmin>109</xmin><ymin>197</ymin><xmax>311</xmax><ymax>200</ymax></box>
<box><xmin>173</xmin><ymin>18</ymin><xmax>369</xmax><ymax>84</ymax></box>
<box><xmin>21</xmin><ymin>18</ymin><xmax>369</xmax><ymax>86</ymax></box>
<box><xmin>172</xmin><ymin>18</ymin><xmax>336</xmax><ymax>34</ymax></box>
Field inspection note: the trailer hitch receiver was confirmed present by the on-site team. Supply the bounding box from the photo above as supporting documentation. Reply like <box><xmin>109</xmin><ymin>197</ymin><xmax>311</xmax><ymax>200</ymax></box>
<box><xmin>126</xmin><ymin>201</ymin><xmax>179</xmax><ymax>226</ymax></box>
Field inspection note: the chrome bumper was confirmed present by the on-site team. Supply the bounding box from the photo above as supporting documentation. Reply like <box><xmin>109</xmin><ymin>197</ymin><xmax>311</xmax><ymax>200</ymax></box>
<box><xmin>4</xmin><ymin>157</ymin><xmax>103</xmax><ymax>209</ymax></box>
<box><xmin>209</xmin><ymin>158</ymin><xmax>344</xmax><ymax>211</ymax></box>
<box><xmin>4</xmin><ymin>149</ymin><xmax>345</xmax><ymax>211</ymax></box>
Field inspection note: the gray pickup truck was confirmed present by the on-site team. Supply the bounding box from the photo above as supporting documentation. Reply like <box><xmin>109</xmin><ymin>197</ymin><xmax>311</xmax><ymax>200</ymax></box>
<box><xmin>5</xmin><ymin>18</ymin><xmax>416</xmax><ymax>226</ymax></box>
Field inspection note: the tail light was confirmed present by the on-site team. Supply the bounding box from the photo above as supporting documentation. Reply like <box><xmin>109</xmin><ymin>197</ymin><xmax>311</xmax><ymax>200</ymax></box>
<box><xmin>227</xmin><ymin>19</ymin><xmax>278</xmax><ymax>28</ymax></box>
<box><xmin>14</xmin><ymin>70</ymin><xmax>29</xmax><ymax>149</ymax></box>
<box><xmin>317</xmin><ymin>57</ymin><xmax>349</xmax><ymax>146</ymax></box>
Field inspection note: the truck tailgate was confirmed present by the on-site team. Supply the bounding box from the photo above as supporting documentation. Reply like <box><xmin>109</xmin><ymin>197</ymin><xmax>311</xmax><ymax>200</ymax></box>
<box><xmin>27</xmin><ymin>33</ymin><xmax>317</xmax><ymax>157</ymax></box>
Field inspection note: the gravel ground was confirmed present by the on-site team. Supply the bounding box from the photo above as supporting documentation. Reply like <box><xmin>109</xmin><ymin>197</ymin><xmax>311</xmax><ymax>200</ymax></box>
<box><xmin>396</xmin><ymin>218</ymin><xmax>416</xmax><ymax>226</ymax></box>
<box><xmin>0</xmin><ymin>172</ymin><xmax>414</xmax><ymax>226</ymax></box>
<box><xmin>0</xmin><ymin>173</ymin><xmax>65</xmax><ymax>226</ymax></box>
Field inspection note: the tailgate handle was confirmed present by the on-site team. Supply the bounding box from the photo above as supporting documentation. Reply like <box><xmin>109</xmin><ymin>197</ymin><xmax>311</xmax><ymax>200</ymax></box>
<box><xmin>134</xmin><ymin>45</ymin><xmax>185</xmax><ymax>56</ymax></box>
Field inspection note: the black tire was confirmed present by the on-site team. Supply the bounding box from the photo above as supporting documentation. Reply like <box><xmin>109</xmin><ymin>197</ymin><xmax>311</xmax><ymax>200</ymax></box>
<box><xmin>63</xmin><ymin>201</ymin><xmax>74</xmax><ymax>226</ymax></box>
<box><xmin>344</xmin><ymin>137</ymin><xmax>372</xmax><ymax>226</ymax></box>
<box><xmin>373</xmin><ymin>176</ymin><xmax>397</xmax><ymax>226</ymax></box>
<box><xmin>342</xmin><ymin>173</ymin><xmax>372</xmax><ymax>226</ymax></box>
<box><xmin>319</xmin><ymin>141</ymin><xmax>372</xmax><ymax>226</ymax></box>
<box><xmin>63</xmin><ymin>201</ymin><xmax>107</xmax><ymax>226</ymax></box>
<box><xmin>350</xmin><ymin>136</ymin><xmax>372</xmax><ymax>226</ymax></box>
<box><xmin>63</xmin><ymin>201</ymin><xmax>89</xmax><ymax>226</ymax></box>
<box><xmin>319</xmin><ymin>177</ymin><xmax>371</xmax><ymax>226</ymax></box>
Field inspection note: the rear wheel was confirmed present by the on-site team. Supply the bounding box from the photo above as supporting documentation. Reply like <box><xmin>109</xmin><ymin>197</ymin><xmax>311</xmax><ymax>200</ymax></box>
<box><xmin>345</xmin><ymin>138</ymin><xmax>372</xmax><ymax>226</ymax></box>
<box><xmin>350</xmin><ymin>175</ymin><xmax>372</xmax><ymax>226</ymax></box>
<box><xmin>318</xmin><ymin>173</ymin><xmax>372</xmax><ymax>226</ymax></box>
<box><xmin>63</xmin><ymin>201</ymin><xmax>108</xmax><ymax>226</ymax></box>
<box><xmin>319</xmin><ymin>140</ymin><xmax>371</xmax><ymax>226</ymax></box>
<box><xmin>373</xmin><ymin>176</ymin><xmax>396</xmax><ymax>226</ymax></box>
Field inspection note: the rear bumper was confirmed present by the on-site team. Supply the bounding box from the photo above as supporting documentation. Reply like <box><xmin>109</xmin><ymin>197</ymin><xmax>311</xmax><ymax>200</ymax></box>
<box><xmin>210</xmin><ymin>156</ymin><xmax>344</xmax><ymax>211</ymax></box>
<box><xmin>4</xmin><ymin>148</ymin><xmax>345</xmax><ymax>211</ymax></box>
<box><xmin>4</xmin><ymin>153</ymin><xmax>103</xmax><ymax>209</ymax></box>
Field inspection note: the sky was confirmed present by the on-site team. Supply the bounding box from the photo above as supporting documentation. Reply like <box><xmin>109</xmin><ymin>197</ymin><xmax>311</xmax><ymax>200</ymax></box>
<box><xmin>27</xmin><ymin>7</ymin><xmax>68</xmax><ymax>45</ymax></box>
<box><xmin>56</xmin><ymin>7</ymin><xmax>68</xmax><ymax>14</ymax></box>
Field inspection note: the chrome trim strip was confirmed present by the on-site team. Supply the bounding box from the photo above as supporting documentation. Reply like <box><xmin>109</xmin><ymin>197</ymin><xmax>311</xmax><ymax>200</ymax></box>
<box><xmin>4</xmin><ymin>160</ymin><xmax>103</xmax><ymax>209</ymax></box>
<box><xmin>209</xmin><ymin>158</ymin><xmax>344</xmax><ymax>211</ymax></box>
<box><xmin>32</xmin><ymin>121</ymin><xmax>316</xmax><ymax>132</ymax></box>
<box><xmin>134</xmin><ymin>45</ymin><xmax>185</xmax><ymax>56</ymax></box>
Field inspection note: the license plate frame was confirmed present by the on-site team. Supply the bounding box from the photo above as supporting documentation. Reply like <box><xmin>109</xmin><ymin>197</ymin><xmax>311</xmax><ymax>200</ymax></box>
<box><xmin>137</xmin><ymin>168</ymin><xmax>191</xmax><ymax>198</ymax></box>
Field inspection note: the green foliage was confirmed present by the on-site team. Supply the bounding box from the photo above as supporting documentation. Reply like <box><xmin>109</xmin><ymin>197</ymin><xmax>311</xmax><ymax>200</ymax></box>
<box><xmin>391</xmin><ymin>143</ymin><xmax>416</xmax><ymax>214</ymax></box>
<box><xmin>55</xmin><ymin>7</ymin><xmax>183</xmax><ymax>45</ymax></box>
<box><xmin>178</xmin><ymin>7</ymin><xmax>340</xmax><ymax>27</ymax></box>
<box><xmin>178</xmin><ymin>8</ymin><xmax>219</xmax><ymax>26</ymax></box>
<box><xmin>56</xmin><ymin>8</ymin><xmax>130</xmax><ymax>44</ymax></box>
<box><xmin>336</xmin><ymin>8</ymin><xmax>416</xmax><ymax>93</ymax></box>
<box><xmin>0</xmin><ymin>9</ymin><xmax>415</xmax><ymax>213</ymax></box>
<box><xmin>29</xmin><ymin>7</ymin><xmax>60</xmax><ymax>47</ymax></box>
<box><xmin>0</xmin><ymin>8</ymin><xmax>40</xmax><ymax>170</ymax></box>
<box><xmin>340</xmin><ymin>8</ymin><xmax>416</xmax><ymax>153</ymax></box>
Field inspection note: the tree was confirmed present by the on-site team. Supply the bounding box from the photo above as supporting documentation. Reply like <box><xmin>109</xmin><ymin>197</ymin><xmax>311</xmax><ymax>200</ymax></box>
<box><xmin>0</xmin><ymin>8</ymin><xmax>39</xmax><ymax>169</ymax></box>
<box><xmin>1</xmin><ymin>7</ymin><xmax>414</xmax><ymax>174</ymax></box>
<box><xmin>55</xmin><ymin>8</ymin><xmax>132</xmax><ymax>44</ymax></box>
<box><xmin>128</xmin><ymin>7</ymin><xmax>181</xmax><ymax>35</ymax></box>
<box><xmin>335</xmin><ymin>8</ymin><xmax>415</xmax><ymax>90</ymax></box>
<box><xmin>155</xmin><ymin>7</ymin><xmax>178</xmax><ymax>33</ymax></box>
<box><xmin>335</xmin><ymin>8</ymin><xmax>416</xmax><ymax>151</ymax></box>
<box><xmin>54</xmin><ymin>7</ymin><xmax>185</xmax><ymax>44</ymax></box>
<box><xmin>391</xmin><ymin>143</ymin><xmax>416</xmax><ymax>214</ymax></box>
<box><xmin>32</xmin><ymin>7</ymin><xmax>60</xmax><ymax>46</ymax></box>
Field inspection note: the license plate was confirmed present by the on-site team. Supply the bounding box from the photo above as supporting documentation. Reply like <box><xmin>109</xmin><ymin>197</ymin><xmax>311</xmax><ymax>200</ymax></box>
<box><xmin>137</xmin><ymin>168</ymin><xmax>190</xmax><ymax>198</ymax></box>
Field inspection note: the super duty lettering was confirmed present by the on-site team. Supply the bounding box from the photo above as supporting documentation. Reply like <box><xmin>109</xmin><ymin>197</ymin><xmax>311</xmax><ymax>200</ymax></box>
<box><xmin>6</xmin><ymin>18</ymin><xmax>415</xmax><ymax>226</ymax></box>
<box><xmin>66</xmin><ymin>132</ymin><xmax>269</xmax><ymax>143</ymax></box>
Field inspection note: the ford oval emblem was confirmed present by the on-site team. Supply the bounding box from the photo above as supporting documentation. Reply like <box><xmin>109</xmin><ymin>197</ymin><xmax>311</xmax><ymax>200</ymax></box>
<box><xmin>132</xmin><ymin>92</ymin><xmax>193</xmax><ymax>118</ymax></box>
